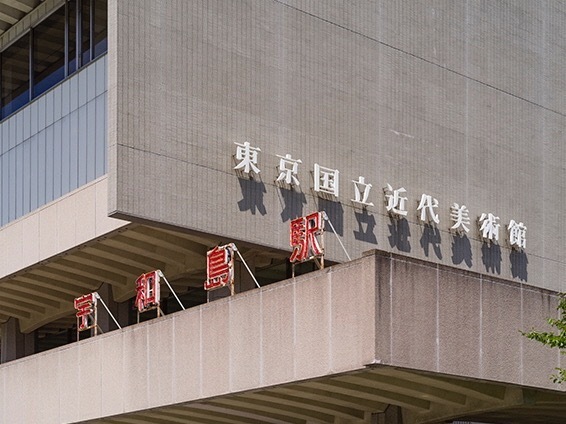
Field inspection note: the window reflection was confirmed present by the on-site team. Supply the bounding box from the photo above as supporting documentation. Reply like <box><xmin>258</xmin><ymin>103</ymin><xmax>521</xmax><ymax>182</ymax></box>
<box><xmin>1</xmin><ymin>35</ymin><xmax>30</xmax><ymax>118</ymax></box>
<box><xmin>93</xmin><ymin>0</ymin><xmax>107</xmax><ymax>59</ymax></box>
<box><xmin>33</xmin><ymin>7</ymin><xmax>66</xmax><ymax>97</ymax></box>
<box><xmin>81</xmin><ymin>0</ymin><xmax>91</xmax><ymax>66</ymax></box>
<box><xmin>67</xmin><ymin>0</ymin><xmax>77</xmax><ymax>74</ymax></box>
<box><xmin>0</xmin><ymin>0</ymin><xmax>108</xmax><ymax>120</ymax></box>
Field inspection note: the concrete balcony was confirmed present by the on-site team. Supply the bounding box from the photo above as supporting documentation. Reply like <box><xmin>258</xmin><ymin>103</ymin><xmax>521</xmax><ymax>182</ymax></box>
<box><xmin>0</xmin><ymin>251</ymin><xmax>564</xmax><ymax>423</ymax></box>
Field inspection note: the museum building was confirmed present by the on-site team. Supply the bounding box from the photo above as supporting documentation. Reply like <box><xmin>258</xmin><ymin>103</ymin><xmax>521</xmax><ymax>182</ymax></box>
<box><xmin>0</xmin><ymin>1</ymin><xmax>565</xmax><ymax>423</ymax></box>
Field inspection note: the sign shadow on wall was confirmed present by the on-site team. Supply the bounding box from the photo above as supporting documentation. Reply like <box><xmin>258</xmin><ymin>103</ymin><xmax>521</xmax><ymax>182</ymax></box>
<box><xmin>419</xmin><ymin>224</ymin><xmax>442</xmax><ymax>260</ymax></box>
<box><xmin>316</xmin><ymin>198</ymin><xmax>344</xmax><ymax>236</ymax></box>
<box><xmin>451</xmin><ymin>234</ymin><xmax>473</xmax><ymax>267</ymax></box>
<box><xmin>353</xmin><ymin>209</ymin><xmax>377</xmax><ymax>244</ymax></box>
<box><xmin>388</xmin><ymin>217</ymin><xmax>411</xmax><ymax>252</ymax></box>
<box><xmin>510</xmin><ymin>250</ymin><xmax>528</xmax><ymax>281</ymax></box>
<box><xmin>277</xmin><ymin>187</ymin><xmax>307</xmax><ymax>222</ymax></box>
<box><xmin>481</xmin><ymin>242</ymin><xmax>501</xmax><ymax>274</ymax></box>
<box><xmin>237</xmin><ymin>178</ymin><xmax>267</xmax><ymax>215</ymax></box>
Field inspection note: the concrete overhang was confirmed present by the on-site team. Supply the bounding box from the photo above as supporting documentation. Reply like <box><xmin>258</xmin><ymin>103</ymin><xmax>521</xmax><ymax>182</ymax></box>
<box><xmin>0</xmin><ymin>0</ymin><xmax>45</xmax><ymax>36</ymax></box>
<box><xmin>81</xmin><ymin>369</ymin><xmax>566</xmax><ymax>424</ymax></box>
<box><xmin>0</xmin><ymin>251</ymin><xmax>564</xmax><ymax>423</ymax></box>
<box><xmin>0</xmin><ymin>176</ymin><xmax>288</xmax><ymax>334</ymax></box>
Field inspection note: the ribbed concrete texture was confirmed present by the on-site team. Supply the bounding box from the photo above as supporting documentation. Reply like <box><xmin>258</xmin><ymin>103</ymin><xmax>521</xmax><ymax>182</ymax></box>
<box><xmin>108</xmin><ymin>0</ymin><xmax>566</xmax><ymax>292</ymax></box>
<box><xmin>0</xmin><ymin>251</ymin><xmax>562</xmax><ymax>423</ymax></box>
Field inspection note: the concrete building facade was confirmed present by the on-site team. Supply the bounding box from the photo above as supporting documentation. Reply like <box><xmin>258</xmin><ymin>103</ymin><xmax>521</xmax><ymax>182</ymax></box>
<box><xmin>0</xmin><ymin>1</ymin><xmax>565</xmax><ymax>423</ymax></box>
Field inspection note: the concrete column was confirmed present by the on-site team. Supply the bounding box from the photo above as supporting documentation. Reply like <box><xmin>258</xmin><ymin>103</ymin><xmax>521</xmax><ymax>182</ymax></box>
<box><xmin>0</xmin><ymin>318</ymin><xmax>26</xmax><ymax>363</ymax></box>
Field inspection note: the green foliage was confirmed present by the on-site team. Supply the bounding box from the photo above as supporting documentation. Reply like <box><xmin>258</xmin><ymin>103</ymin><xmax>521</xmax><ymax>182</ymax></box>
<box><xmin>522</xmin><ymin>293</ymin><xmax>566</xmax><ymax>383</ymax></box>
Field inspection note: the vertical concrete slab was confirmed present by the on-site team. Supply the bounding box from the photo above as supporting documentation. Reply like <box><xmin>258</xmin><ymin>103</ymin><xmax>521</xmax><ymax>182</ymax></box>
<box><xmin>122</xmin><ymin>325</ymin><xmax>149</xmax><ymax>413</ymax></box>
<box><xmin>229</xmin><ymin>291</ymin><xmax>262</xmax><ymax>392</ymax></box>
<box><xmin>481</xmin><ymin>279</ymin><xmax>522</xmax><ymax>384</ymax></box>
<box><xmin>261</xmin><ymin>281</ymin><xmax>295</xmax><ymax>386</ymax></box>
<box><xmin>173</xmin><ymin>308</ymin><xmax>202</xmax><ymax>403</ymax></box>
<box><xmin>56</xmin><ymin>194</ymin><xmax>77</xmax><ymax>249</ymax></box>
<box><xmin>73</xmin><ymin>184</ymin><xmax>97</xmax><ymax>244</ymax></box>
<box><xmin>201</xmin><ymin>298</ymin><xmax>231</xmax><ymax>397</ymax></box>
<box><xmin>147</xmin><ymin>316</ymin><xmax>175</xmax><ymax>408</ymax></box>
<box><xmin>78</xmin><ymin>338</ymin><xmax>102</xmax><ymax>420</ymax></box>
<box><xmin>58</xmin><ymin>345</ymin><xmax>80</xmax><ymax>423</ymax></box>
<box><xmin>34</xmin><ymin>352</ymin><xmax>60</xmax><ymax>423</ymax></box>
<box><xmin>3</xmin><ymin>362</ymin><xmax>25</xmax><ymax>423</ymax></box>
<box><xmin>330</xmin><ymin>259</ymin><xmax>376</xmax><ymax>372</ymax></box>
<box><xmin>438</xmin><ymin>270</ymin><xmax>481</xmax><ymax>377</ymax></box>
<box><xmin>20</xmin><ymin>212</ymin><xmax>40</xmax><ymax>266</ymax></box>
<box><xmin>99</xmin><ymin>331</ymin><xmax>125</xmax><ymax>417</ymax></box>
<box><xmin>374</xmin><ymin>252</ymin><xmax>392</xmax><ymax>365</ymax></box>
<box><xmin>390</xmin><ymin>259</ymin><xmax>438</xmax><ymax>372</ymax></box>
<box><xmin>521</xmin><ymin>289</ymin><xmax>560</xmax><ymax>388</ymax></box>
<box><xmin>294</xmin><ymin>270</ymin><xmax>332</xmax><ymax>379</ymax></box>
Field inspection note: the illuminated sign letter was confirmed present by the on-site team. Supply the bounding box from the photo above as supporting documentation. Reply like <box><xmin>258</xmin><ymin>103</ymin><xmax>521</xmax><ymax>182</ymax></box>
<box><xmin>290</xmin><ymin>212</ymin><xmax>324</xmax><ymax>263</ymax></box>
<box><xmin>135</xmin><ymin>271</ymin><xmax>161</xmax><ymax>313</ymax></box>
<box><xmin>205</xmin><ymin>244</ymin><xmax>235</xmax><ymax>291</ymax></box>
<box><xmin>74</xmin><ymin>293</ymin><xmax>97</xmax><ymax>332</ymax></box>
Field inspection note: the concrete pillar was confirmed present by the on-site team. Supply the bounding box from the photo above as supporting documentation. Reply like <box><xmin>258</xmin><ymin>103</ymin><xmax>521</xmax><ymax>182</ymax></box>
<box><xmin>0</xmin><ymin>318</ymin><xmax>29</xmax><ymax>363</ymax></box>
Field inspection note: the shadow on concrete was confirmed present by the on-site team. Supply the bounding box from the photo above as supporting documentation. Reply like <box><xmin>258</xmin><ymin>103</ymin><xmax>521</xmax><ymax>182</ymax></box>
<box><xmin>419</xmin><ymin>224</ymin><xmax>442</xmax><ymax>260</ymax></box>
<box><xmin>510</xmin><ymin>250</ymin><xmax>528</xmax><ymax>281</ymax></box>
<box><xmin>317</xmin><ymin>198</ymin><xmax>344</xmax><ymax>236</ymax></box>
<box><xmin>237</xmin><ymin>178</ymin><xmax>267</xmax><ymax>215</ymax></box>
<box><xmin>387</xmin><ymin>217</ymin><xmax>411</xmax><ymax>252</ymax></box>
<box><xmin>353</xmin><ymin>209</ymin><xmax>377</xmax><ymax>244</ymax></box>
<box><xmin>277</xmin><ymin>187</ymin><xmax>307</xmax><ymax>222</ymax></box>
<box><xmin>451</xmin><ymin>234</ymin><xmax>473</xmax><ymax>267</ymax></box>
<box><xmin>481</xmin><ymin>242</ymin><xmax>501</xmax><ymax>274</ymax></box>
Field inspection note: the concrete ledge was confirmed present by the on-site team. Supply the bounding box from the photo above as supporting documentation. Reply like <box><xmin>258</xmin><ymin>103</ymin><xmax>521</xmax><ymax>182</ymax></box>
<box><xmin>0</xmin><ymin>252</ymin><xmax>562</xmax><ymax>423</ymax></box>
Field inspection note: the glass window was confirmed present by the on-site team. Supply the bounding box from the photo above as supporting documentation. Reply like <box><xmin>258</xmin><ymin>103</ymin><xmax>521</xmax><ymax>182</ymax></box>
<box><xmin>81</xmin><ymin>0</ymin><xmax>91</xmax><ymax>66</ymax></box>
<box><xmin>1</xmin><ymin>35</ymin><xmax>30</xmax><ymax>119</ymax></box>
<box><xmin>67</xmin><ymin>0</ymin><xmax>77</xmax><ymax>74</ymax></box>
<box><xmin>93</xmin><ymin>0</ymin><xmax>107</xmax><ymax>59</ymax></box>
<box><xmin>0</xmin><ymin>0</ymin><xmax>107</xmax><ymax>122</ymax></box>
<box><xmin>33</xmin><ymin>6</ymin><xmax>66</xmax><ymax>98</ymax></box>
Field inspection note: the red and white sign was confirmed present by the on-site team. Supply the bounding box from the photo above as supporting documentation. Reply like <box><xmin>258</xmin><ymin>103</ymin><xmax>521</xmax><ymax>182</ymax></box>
<box><xmin>135</xmin><ymin>271</ymin><xmax>161</xmax><ymax>312</ymax></box>
<box><xmin>74</xmin><ymin>293</ymin><xmax>97</xmax><ymax>331</ymax></box>
<box><xmin>205</xmin><ymin>244</ymin><xmax>235</xmax><ymax>291</ymax></box>
<box><xmin>290</xmin><ymin>212</ymin><xmax>324</xmax><ymax>263</ymax></box>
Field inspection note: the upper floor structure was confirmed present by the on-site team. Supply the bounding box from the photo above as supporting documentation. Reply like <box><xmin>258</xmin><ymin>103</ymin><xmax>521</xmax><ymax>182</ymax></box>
<box><xmin>0</xmin><ymin>1</ymin><xmax>565</xmax><ymax>422</ymax></box>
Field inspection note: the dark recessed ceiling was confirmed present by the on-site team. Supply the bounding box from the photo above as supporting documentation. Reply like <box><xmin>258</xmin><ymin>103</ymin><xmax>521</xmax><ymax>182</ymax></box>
<box><xmin>0</xmin><ymin>0</ymin><xmax>44</xmax><ymax>36</ymax></box>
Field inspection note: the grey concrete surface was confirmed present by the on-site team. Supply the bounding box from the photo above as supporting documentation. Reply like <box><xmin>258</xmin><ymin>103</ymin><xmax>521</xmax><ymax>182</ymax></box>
<box><xmin>108</xmin><ymin>0</ymin><xmax>566</xmax><ymax>292</ymax></box>
<box><xmin>0</xmin><ymin>251</ymin><xmax>562</xmax><ymax>423</ymax></box>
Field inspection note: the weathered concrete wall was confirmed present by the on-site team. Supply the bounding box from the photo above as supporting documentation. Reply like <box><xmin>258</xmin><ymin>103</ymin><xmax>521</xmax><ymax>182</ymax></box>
<box><xmin>0</xmin><ymin>252</ymin><xmax>561</xmax><ymax>423</ymax></box>
<box><xmin>372</xmin><ymin>251</ymin><xmax>561</xmax><ymax>389</ymax></box>
<box><xmin>108</xmin><ymin>0</ymin><xmax>566</xmax><ymax>292</ymax></box>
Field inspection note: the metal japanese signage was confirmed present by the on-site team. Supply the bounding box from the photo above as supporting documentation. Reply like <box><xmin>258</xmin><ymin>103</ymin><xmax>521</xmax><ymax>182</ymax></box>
<box><xmin>205</xmin><ymin>244</ymin><xmax>235</xmax><ymax>293</ymax></box>
<box><xmin>135</xmin><ymin>270</ymin><xmax>161</xmax><ymax>317</ymax></box>
<box><xmin>233</xmin><ymin>142</ymin><xmax>527</xmax><ymax>252</ymax></box>
<box><xmin>73</xmin><ymin>292</ymin><xmax>121</xmax><ymax>338</ymax></box>
<box><xmin>290</xmin><ymin>212</ymin><xmax>325</xmax><ymax>276</ymax></box>
<box><xmin>74</xmin><ymin>293</ymin><xmax>97</xmax><ymax>333</ymax></box>
<box><xmin>290</xmin><ymin>212</ymin><xmax>325</xmax><ymax>261</ymax></box>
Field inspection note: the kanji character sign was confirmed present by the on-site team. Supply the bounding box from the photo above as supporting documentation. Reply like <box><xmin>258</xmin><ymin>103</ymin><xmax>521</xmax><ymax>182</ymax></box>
<box><xmin>290</xmin><ymin>212</ymin><xmax>325</xmax><ymax>263</ymax></box>
<box><xmin>74</xmin><ymin>293</ymin><xmax>97</xmax><ymax>331</ymax></box>
<box><xmin>135</xmin><ymin>271</ymin><xmax>161</xmax><ymax>312</ymax></box>
<box><xmin>205</xmin><ymin>244</ymin><xmax>235</xmax><ymax>291</ymax></box>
